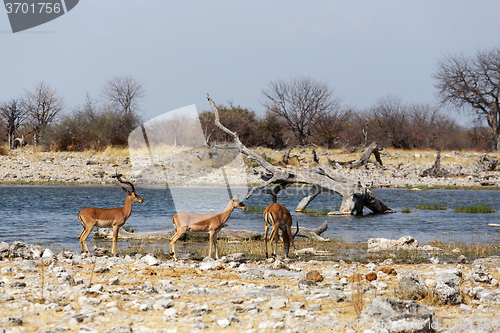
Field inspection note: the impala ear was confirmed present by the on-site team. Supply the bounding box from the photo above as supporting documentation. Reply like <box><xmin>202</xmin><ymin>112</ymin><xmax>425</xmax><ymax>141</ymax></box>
<box><xmin>122</xmin><ymin>187</ymin><xmax>130</xmax><ymax>194</ymax></box>
<box><xmin>232</xmin><ymin>195</ymin><xmax>239</xmax><ymax>201</ymax></box>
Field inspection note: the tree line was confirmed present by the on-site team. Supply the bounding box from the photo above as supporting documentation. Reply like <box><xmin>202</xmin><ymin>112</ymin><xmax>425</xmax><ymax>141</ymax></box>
<box><xmin>0</xmin><ymin>76</ymin><xmax>144</xmax><ymax>151</ymax></box>
<box><xmin>2</xmin><ymin>46</ymin><xmax>500</xmax><ymax>152</ymax></box>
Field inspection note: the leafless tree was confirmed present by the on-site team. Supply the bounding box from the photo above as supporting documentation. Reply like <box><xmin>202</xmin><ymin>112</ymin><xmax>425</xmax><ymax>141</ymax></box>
<box><xmin>433</xmin><ymin>47</ymin><xmax>500</xmax><ymax>151</ymax></box>
<box><xmin>0</xmin><ymin>98</ymin><xmax>27</xmax><ymax>149</ymax></box>
<box><xmin>262</xmin><ymin>77</ymin><xmax>343</xmax><ymax>145</ymax></box>
<box><xmin>369</xmin><ymin>95</ymin><xmax>412</xmax><ymax>149</ymax></box>
<box><xmin>24</xmin><ymin>82</ymin><xmax>64</xmax><ymax>147</ymax></box>
<box><xmin>102</xmin><ymin>76</ymin><xmax>145</xmax><ymax>115</ymax></box>
<box><xmin>314</xmin><ymin>107</ymin><xmax>352</xmax><ymax>148</ymax></box>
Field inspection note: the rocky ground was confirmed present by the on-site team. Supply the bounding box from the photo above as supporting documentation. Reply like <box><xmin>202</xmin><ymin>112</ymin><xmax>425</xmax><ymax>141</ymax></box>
<box><xmin>2</xmin><ymin>147</ymin><xmax>500</xmax><ymax>332</ymax></box>
<box><xmin>1</xmin><ymin>242</ymin><xmax>500</xmax><ymax>333</ymax></box>
<box><xmin>1</xmin><ymin>147</ymin><xmax>500</xmax><ymax>188</ymax></box>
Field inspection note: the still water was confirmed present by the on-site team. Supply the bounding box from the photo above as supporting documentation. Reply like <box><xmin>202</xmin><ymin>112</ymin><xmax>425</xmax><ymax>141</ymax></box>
<box><xmin>0</xmin><ymin>186</ymin><xmax>499</xmax><ymax>252</ymax></box>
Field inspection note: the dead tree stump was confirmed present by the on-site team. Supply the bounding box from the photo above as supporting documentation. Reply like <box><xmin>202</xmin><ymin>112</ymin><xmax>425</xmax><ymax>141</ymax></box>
<box><xmin>420</xmin><ymin>149</ymin><xmax>449</xmax><ymax>177</ymax></box>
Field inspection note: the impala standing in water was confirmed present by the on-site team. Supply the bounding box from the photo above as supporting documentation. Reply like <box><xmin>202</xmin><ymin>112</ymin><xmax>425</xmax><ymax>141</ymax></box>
<box><xmin>78</xmin><ymin>173</ymin><xmax>143</xmax><ymax>256</ymax></box>
<box><xmin>170</xmin><ymin>195</ymin><xmax>246</xmax><ymax>260</ymax></box>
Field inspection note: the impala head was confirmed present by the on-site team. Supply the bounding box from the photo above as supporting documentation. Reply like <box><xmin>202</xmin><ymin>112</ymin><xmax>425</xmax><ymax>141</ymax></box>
<box><xmin>113</xmin><ymin>172</ymin><xmax>144</xmax><ymax>203</ymax></box>
<box><xmin>122</xmin><ymin>187</ymin><xmax>144</xmax><ymax>203</ymax></box>
<box><xmin>231</xmin><ymin>195</ymin><xmax>247</xmax><ymax>211</ymax></box>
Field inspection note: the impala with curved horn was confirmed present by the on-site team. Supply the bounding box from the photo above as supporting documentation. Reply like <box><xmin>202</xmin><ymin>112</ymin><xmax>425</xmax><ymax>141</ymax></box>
<box><xmin>264</xmin><ymin>202</ymin><xmax>298</xmax><ymax>258</ymax></box>
<box><xmin>78</xmin><ymin>173</ymin><xmax>144</xmax><ymax>255</ymax></box>
<box><xmin>170</xmin><ymin>195</ymin><xmax>246</xmax><ymax>260</ymax></box>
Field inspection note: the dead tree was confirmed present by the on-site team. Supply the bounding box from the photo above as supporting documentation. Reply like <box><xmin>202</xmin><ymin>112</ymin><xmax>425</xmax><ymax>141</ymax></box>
<box><xmin>207</xmin><ymin>94</ymin><xmax>394</xmax><ymax>215</ymax></box>
<box><xmin>474</xmin><ymin>154</ymin><xmax>500</xmax><ymax>171</ymax></box>
<box><xmin>348</xmin><ymin>141</ymin><xmax>384</xmax><ymax>169</ymax></box>
<box><xmin>328</xmin><ymin>142</ymin><xmax>384</xmax><ymax>169</ymax></box>
<box><xmin>420</xmin><ymin>149</ymin><xmax>449</xmax><ymax>177</ymax></box>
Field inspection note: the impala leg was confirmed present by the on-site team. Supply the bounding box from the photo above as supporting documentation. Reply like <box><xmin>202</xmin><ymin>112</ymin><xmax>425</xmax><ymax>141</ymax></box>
<box><xmin>285</xmin><ymin>224</ymin><xmax>295</xmax><ymax>257</ymax></box>
<box><xmin>213</xmin><ymin>231</ymin><xmax>219</xmax><ymax>260</ymax></box>
<box><xmin>169</xmin><ymin>229</ymin><xmax>186</xmax><ymax>260</ymax></box>
<box><xmin>80</xmin><ymin>225</ymin><xmax>93</xmax><ymax>255</ymax></box>
<box><xmin>269</xmin><ymin>226</ymin><xmax>279</xmax><ymax>257</ymax></box>
<box><xmin>281</xmin><ymin>226</ymin><xmax>291</xmax><ymax>258</ymax></box>
<box><xmin>208</xmin><ymin>231</ymin><xmax>215</xmax><ymax>259</ymax></box>
<box><xmin>78</xmin><ymin>227</ymin><xmax>85</xmax><ymax>253</ymax></box>
<box><xmin>78</xmin><ymin>215</ymin><xmax>88</xmax><ymax>253</ymax></box>
<box><xmin>264</xmin><ymin>222</ymin><xmax>270</xmax><ymax>259</ymax></box>
<box><xmin>112</xmin><ymin>225</ymin><xmax>119</xmax><ymax>256</ymax></box>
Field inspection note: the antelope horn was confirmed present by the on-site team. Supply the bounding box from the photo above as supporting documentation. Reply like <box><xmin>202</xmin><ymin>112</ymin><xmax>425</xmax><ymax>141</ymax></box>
<box><xmin>112</xmin><ymin>171</ymin><xmax>135</xmax><ymax>192</ymax></box>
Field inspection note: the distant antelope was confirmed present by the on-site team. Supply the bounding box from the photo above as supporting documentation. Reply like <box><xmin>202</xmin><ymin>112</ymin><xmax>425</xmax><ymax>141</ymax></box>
<box><xmin>170</xmin><ymin>195</ymin><xmax>246</xmax><ymax>259</ymax></box>
<box><xmin>78</xmin><ymin>173</ymin><xmax>143</xmax><ymax>255</ymax></box>
<box><xmin>263</xmin><ymin>202</ymin><xmax>298</xmax><ymax>258</ymax></box>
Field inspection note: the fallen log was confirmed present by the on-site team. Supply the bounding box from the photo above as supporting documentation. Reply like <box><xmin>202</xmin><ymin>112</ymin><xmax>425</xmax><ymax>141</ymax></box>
<box><xmin>207</xmin><ymin>94</ymin><xmax>394</xmax><ymax>215</ymax></box>
<box><xmin>474</xmin><ymin>154</ymin><xmax>500</xmax><ymax>171</ymax></box>
<box><xmin>97</xmin><ymin>221</ymin><xmax>329</xmax><ymax>242</ymax></box>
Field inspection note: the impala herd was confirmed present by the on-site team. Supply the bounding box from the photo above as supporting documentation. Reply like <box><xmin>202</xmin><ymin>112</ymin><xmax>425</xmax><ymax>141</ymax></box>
<box><xmin>78</xmin><ymin>173</ymin><xmax>298</xmax><ymax>259</ymax></box>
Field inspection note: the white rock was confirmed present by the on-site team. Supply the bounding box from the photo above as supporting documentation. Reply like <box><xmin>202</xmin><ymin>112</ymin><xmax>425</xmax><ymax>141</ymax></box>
<box><xmin>429</xmin><ymin>257</ymin><xmax>439</xmax><ymax>265</ymax></box>
<box><xmin>142</xmin><ymin>255</ymin><xmax>161</xmax><ymax>266</ymax></box>
<box><xmin>294</xmin><ymin>309</ymin><xmax>308</xmax><ymax>317</ymax></box>
<box><xmin>425</xmin><ymin>279</ymin><xmax>436</xmax><ymax>288</ymax></box>
<box><xmin>139</xmin><ymin>302</ymin><xmax>153</xmax><ymax>311</ymax></box>
<box><xmin>42</xmin><ymin>249</ymin><xmax>55</xmax><ymax>260</ymax></box>
<box><xmin>200</xmin><ymin>261</ymin><xmax>221</xmax><ymax>271</ymax></box>
<box><xmin>109</xmin><ymin>277</ymin><xmax>120</xmax><ymax>285</ymax></box>
<box><xmin>217</xmin><ymin>318</ymin><xmax>231</xmax><ymax>328</ymax></box>
<box><xmin>267</xmin><ymin>298</ymin><xmax>287</xmax><ymax>309</ymax></box>
<box><xmin>154</xmin><ymin>298</ymin><xmax>174</xmax><ymax>310</ymax></box>
<box><xmin>163</xmin><ymin>308</ymin><xmax>178</xmax><ymax>318</ymax></box>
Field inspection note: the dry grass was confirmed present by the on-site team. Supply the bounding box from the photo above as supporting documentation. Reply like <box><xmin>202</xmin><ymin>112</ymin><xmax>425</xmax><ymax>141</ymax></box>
<box><xmin>351</xmin><ymin>281</ymin><xmax>365</xmax><ymax>315</ymax></box>
<box><xmin>101</xmin><ymin>145</ymin><xmax>130</xmax><ymax>157</ymax></box>
<box><xmin>247</xmin><ymin>147</ymin><xmax>495</xmax><ymax>169</ymax></box>
<box><xmin>0</xmin><ymin>145</ymin><xmax>9</xmax><ymax>156</ymax></box>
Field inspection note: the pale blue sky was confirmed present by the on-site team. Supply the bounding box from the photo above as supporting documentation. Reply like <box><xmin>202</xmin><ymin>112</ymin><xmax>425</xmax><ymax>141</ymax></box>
<box><xmin>1</xmin><ymin>1</ymin><xmax>500</xmax><ymax>126</ymax></box>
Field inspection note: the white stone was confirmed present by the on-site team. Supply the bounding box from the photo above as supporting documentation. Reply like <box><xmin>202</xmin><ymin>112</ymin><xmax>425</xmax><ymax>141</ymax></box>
<box><xmin>267</xmin><ymin>298</ymin><xmax>287</xmax><ymax>309</ymax></box>
<box><xmin>142</xmin><ymin>255</ymin><xmax>161</xmax><ymax>266</ymax></box>
<box><xmin>163</xmin><ymin>308</ymin><xmax>178</xmax><ymax>318</ymax></box>
<box><xmin>217</xmin><ymin>318</ymin><xmax>231</xmax><ymax>328</ymax></box>
<box><xmin>42</xmin><ymin>249</ymin><xmax>55</xmax><ymax>260</ymax></box>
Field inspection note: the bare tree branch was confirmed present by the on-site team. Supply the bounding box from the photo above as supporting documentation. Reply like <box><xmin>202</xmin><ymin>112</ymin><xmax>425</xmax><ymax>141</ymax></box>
<box><xmin>24</xmin><ymin>82</ymin><xmax>64</xmax><ymax>147</ymax></box>
<box><xmin>262</xmin><ymin>76</ymin><xmax>343</xmax><ymax>145</ymax></box>
<box><xmin>433</xmin><ymin>47</ymin><xmax>500</xmax><ymax>150</ymax></box>
<box><xmin>102</xmin><ymin>76</ymin><xmax>145</xmax><ymax>115</ymax></box>
<box><xmin>207</xmin><ymin>94</ymin><xmax>394</xmax><ymax>215</ymax></box>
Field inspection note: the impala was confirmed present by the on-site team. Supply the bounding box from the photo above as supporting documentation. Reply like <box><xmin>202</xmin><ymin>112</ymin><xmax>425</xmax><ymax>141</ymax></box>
<box><xmin>78</xmin><ymin>173</ymin><xmax>144</xmax><ymax>256</ymax></box>
<box><xmin>170</xmin><ymin>195</ymin><xmax>246</xmax><ymax>260</ymax></box>
<box><xmin>263</xmin><ymin>202</ymin><xmax>298</xmax><ymax>258</ymax></box>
